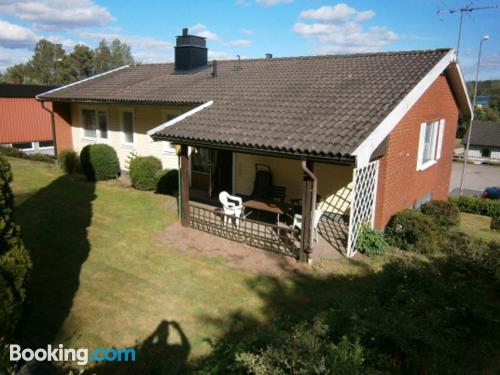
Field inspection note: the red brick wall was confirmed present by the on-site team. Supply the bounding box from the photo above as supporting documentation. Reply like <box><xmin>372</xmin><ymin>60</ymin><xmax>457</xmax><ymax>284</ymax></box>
<box><xmin>53</xmin><ymin>102</ymin><xmax>73</xmax><ymax>155</ymax></box>
<box><xmin>374</xmin><ymin>74</ymin><xmax>459</xmax><ymax>229</ymax></box>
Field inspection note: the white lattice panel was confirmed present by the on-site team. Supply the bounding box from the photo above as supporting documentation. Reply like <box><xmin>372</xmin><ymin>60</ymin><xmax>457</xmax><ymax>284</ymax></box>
<box><xmin>347</xmin><ymin>160</ymin><xmax>379</xmax><ymax>257</ymax></box>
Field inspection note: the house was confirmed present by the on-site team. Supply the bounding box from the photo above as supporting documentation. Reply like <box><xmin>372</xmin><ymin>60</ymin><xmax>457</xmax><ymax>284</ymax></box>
<box><xmin>37</xmin><ymin>28</ymin><xmax>471</xmax><ymax>262</ymax></box>
<box><xmin>462</xmin><ymin>121</ymin><xmax>500</xmax><ymax>163</ymax></box>
<box><xmin>476</xmin><ymin>96</ymin><xmax>490</xmax><ymax>108</ymax></box>
<box><xmin>0</xmin><ymin>84</ymin><xmax>58</xmax><ymax>155</ymax></box>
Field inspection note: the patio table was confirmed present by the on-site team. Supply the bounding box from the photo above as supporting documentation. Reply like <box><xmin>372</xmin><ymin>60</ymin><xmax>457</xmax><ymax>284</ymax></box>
<box><xmin>243</xmin><ymin>200</ymin><xmax>287</xmax><ymax>233</ymax></box>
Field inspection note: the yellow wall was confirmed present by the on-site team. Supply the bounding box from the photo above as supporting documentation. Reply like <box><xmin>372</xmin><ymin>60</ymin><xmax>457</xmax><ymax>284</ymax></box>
<box><xmin>70</xmin><ymin>103</ymin><xmax>191</xmax><ymax>170</ymax></box>
<box><xmin>234</xmin><ymin>153</ymin><xmax>354</xmax><ymax>215</ymax></box>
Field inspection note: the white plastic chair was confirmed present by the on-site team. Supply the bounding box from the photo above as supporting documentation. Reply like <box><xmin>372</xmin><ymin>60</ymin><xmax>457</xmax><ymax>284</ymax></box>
<box><xmin>219</xmin><ymin>191</ymin><xmax>243</xmax><ymax>228</ymax></box>
<box><xmin>292</xmin><ymin>208</ymin><xmax>325</xmax><ymax>243</ymax></box>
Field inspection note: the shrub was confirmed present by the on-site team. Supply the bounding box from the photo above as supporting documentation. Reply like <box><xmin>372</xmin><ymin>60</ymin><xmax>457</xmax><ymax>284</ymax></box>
<box><xmin>385</xmin><ymin>209</ymin><xmax>439</xmax><ymax>254</ymax></box>
<box><xmin>356</xmin><ymin>224</ymin><xmax>387</xmax><ymax>257</ymax></box>
<box><xmin>155</xmin><ymin>169</ymin><xmax>179</xmax><ymax>195</ymax></box>
<box><xmin>80</xmin><ymin>144</ymin><xmax>120</xmax><ymax>181</ymax></box>
<box><xmin>491</xmin><ymin>215</ymin><xmax>500</xmax><ymax>231</ymax></box>
<box><xmin>0</xmin><ymin>156</ymin><xmax>32</xmax><ymax>341</ymax></box>
<box><xmin>421</xmin><ymin>200</ymin><xmax>460</xmax><ymax>228</ymax></box>
<box><xmin>449</xmin><ymin>195</ymin><xmax>500</xmax><ymax>217</ymax></box>
<box><xmin>28</xmin><ymin>153</ymin><xmax>55</xmax><ymax>163</ymax></box>
<box><xmin>129</xmin><ymin>156</ymin><xmax>162</xmax><ymax>191</ymax></box>
<box><xmin>58</xmin><ymin>149</ymin><xmax>79</xmax><ymax>174</ymax></box>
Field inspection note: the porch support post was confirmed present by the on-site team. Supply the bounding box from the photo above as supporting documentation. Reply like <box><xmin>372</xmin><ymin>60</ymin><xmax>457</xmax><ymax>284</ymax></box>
<box><xmin>180</xmin><ymin>145</ymin><xmax>190</xmax><ymax>227</ymax></box>
<box><xmin>300</xmin><ymin>160</ymin><xmax>316</xmax><ymax>263</ymax></box>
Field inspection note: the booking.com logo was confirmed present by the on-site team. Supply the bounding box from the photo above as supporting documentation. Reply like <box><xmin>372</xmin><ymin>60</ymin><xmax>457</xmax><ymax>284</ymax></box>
<box><xmin>9</xmin><ymin>344</ymin><xmax>136</xmax><ymax>366</ymax></box>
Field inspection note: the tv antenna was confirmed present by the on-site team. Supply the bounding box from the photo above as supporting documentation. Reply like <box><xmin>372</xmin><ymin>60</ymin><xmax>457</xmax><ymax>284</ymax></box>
<box><xmin>437</xmin><ymin>2</ymin><xmax>499</xmax><ymax>58</ymax></box>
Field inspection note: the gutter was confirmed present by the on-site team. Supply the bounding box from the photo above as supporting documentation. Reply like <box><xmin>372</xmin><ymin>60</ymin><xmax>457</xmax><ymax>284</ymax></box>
<box><xmin>40</xmin><ymin>101</ymin><xmax>57</xmax><ymax>157</ymax></box>
<box><xmin>301</xmin><ymin>160</ymin><xmax>318</xmax><ymax>264</ymax></box>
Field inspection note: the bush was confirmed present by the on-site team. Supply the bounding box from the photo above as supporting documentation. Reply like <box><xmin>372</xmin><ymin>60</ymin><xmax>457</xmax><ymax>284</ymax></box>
<box><xmin>0</xmin><ymin>156</ymin><xmax>32</xmax><ymax>341</ymax></box>
<box><xmin>155</xmin><ymin>169</ymin><xmax>179</xmax><ymax>195</ymax></box>
<box><xmin>58</xmin><ymin>149</ymin><xmax>79</xmax><ymax>174</ymax></box>
<box><xmin>80</xmin><ymin>144</ymin><xmax>120</xmax><ymax>181</ymax></box>
<box><xmin>449</xmin><ymin>195</ymin><xmax>500</xmax><ymax>217</ymax></box>
<box><xmin>385</xmin><ymin>209</ymin><xmax>439</xmax><ymax>254</ymax></box>
<box><xmin>129</xmin><ymin>156</ymin><xmax>162</xmax><ymax>191</ymax></box>
<box><xmin>491</xmin><ymin>215</ymin><xmax>500</xmax><ymax>231</ymax></box>
<box><xmin>421</xmin><ymin>200</ymin><xmax>460</xmax><ymax>228</ymax></box>
<box><xmin>356</xmin><ymin>224</ymin><xmax>387</xmax><ymax>257</ymax></box>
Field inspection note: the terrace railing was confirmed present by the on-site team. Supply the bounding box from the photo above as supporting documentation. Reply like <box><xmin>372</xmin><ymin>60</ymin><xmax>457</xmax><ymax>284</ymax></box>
<box><xmin>189</xmin><ymin>203</ymin><xmax>299</xmax><ymax>258</ymax></box>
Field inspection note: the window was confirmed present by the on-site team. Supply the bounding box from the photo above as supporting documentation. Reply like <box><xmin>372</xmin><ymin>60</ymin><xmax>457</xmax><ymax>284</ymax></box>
<box><xmin>81</xmin><ymin>108</ymin><xmax>108</xmax><ymax>140</ymax></box>
<box><xmin>162</xmin><ymin>113</ymin><xmax>178</xmax><ymax>153</ymax></box>
<box><xmin>12</xmin><ymin>142</ymin><xmax>33</xmax><ymax>150</ymax></box>
<box><xmin>417</xmin><ymin>120</ymin><xmax>445</xmax><ymax>170</ymax></box>
<box><xmin>191</xmin><ymin>148</ymin><xmax>210</xmax><ymax>173</ymax></box>
<box><xmin>481</xmin><ymin>148</ymin><xmax>491</xmax><ymax>158</ymax></box>
<box><xmin>121</xmin><ymin>110</ymin><xmax>134</xmax><ymax>145</ymax></box>
<box><xmin>38</xmin><ymin>140</ymin><xmax>53</xmax><ymax>148</ymax></box>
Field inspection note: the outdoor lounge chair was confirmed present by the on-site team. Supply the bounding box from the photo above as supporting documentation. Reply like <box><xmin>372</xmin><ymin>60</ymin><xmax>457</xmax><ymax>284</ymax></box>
<box><xmin>292</xmin><ymin>208</ymin><xmax>325</xmax><ymax>243</ymax></box>
<box><xmin>251</xmin><ymin>164</ymin><xmax>286</xmax><ymax>203</ymax></box>
<box><xmin>219</xmin><ymin>191</ymin><xmax>243</xmax><ymax>228</ymax></box>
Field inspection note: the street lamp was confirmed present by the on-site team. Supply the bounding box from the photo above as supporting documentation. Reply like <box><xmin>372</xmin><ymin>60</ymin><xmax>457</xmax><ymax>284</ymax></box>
<box><xmin>459</xmin><ymin>35</ymin><xmax>489</xmax><ymax>196</ymax></box>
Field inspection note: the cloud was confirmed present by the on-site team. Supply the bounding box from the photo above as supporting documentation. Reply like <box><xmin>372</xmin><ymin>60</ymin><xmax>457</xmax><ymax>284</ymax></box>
<box><xmin>208</xmin><ymin>50</ymin><xmax>235</xmax><ymax>60</ymax></box>
<box><xmin>76</xmin><ymin>31</ymin><xmax>172</xmax><ymax>50</ymax></box>
<box><xmin>240</xmin><ymin>28</ymin><xmax>254</xmax><ymax>35</ymax></box>
<box><xmin>0</xmin><ymin>0</ymin><xmax>114</xmax><ymax>31</ymax></box>
<box><xmin>190</xmin><ymin>23</ymin><xmax>220</xmax><ymax>41</ymax></box>
<box><xmin>224</xmin><ymin>39</ymin><xmax>252</xmax><ymax>47</ymax></box>
<box><xmin>0</xmin><ymin>46</ymin><xmax>32</xmax><ymax>71</ymax></box>
<box><xmin>294</xmin><ymin>3</ymin><xmax>399</xmax><ymax>54</ymax></box>
<box><xmin>0</xmin><ymin>20</ymin><xmax>38</xmax><ymax>49</ymax></box>
<box><xmin>256</xmin><ymin>0</ymin><xmax>293</xmax><ymax>5</ymax></box>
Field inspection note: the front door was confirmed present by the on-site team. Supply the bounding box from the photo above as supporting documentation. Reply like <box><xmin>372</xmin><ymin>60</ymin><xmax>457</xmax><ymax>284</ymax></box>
<box><xmin>190</xmin><ymin>148</ymin><xmax>233</xmax><ymax>197</ymax></box>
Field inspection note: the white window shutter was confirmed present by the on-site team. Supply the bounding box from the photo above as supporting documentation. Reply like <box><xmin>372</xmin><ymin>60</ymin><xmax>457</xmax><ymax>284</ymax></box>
<box><xmin>436</xmin><ymin>119</ymin><xmax>445</xmax><ymax>160</ymax></box>
<box><xmin>416</xmin><ymin>123</ymin><xmax>426</xmax><ymax>170</ymax></box>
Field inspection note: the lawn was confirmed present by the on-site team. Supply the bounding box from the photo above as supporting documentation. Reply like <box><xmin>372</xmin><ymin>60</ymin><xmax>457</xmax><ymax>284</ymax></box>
<box><xmin>7</xmin><ymin>158</ymin><xmax>500</xmax><ymax>373</ymax></box>
<box><xmin>456</xmin><ymin>212</ymin><xmax>500</xmax><ymax>242</ymax></box>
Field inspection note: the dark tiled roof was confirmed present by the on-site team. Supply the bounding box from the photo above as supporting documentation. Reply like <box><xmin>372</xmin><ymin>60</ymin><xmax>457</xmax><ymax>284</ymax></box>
<box><xmin>463</xmin><ymin>121</ymin><xmax>500</xmax><ymax>148</ymax></box>
<box><xmin>0</xmin><ymin>84</ymin><xmax>59</xmax><ymax>98</ymax></box>
<box><xmin>39</xmin><ymin>49</ymin><xmax>452</xmax><ymax>157</ymax></box>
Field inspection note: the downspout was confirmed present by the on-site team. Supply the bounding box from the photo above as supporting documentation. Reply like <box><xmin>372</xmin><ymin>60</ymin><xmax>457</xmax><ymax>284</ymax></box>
<box><xmin>301</xmin><ymin>160</ymin><xmax>318</xmax><ymax>263</ymax></box>
<box><xmin>40</xmin><ymin>101</ymin><xmax>58</xmax><ymax>157</ymax></box>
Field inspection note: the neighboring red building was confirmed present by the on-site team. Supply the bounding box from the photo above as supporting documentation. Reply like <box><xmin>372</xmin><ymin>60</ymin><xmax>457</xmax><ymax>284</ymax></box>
<box><xmin>0</xmin><ymin>84</ymin><xmax>58</xmax><ymax>154</ymax></box>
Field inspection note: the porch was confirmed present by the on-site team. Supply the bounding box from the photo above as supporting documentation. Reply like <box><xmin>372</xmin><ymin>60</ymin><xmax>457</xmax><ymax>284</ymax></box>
<box><xmin>179</xmin><ymin>145</ymin><xmax>379</xmax><ymax>262</ymax></box>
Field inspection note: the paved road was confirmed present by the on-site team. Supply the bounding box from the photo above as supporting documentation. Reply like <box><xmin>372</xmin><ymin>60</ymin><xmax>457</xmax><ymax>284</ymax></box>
<box><xmin>449</xmin><ymin>162</ymin><xmax>500</xmax><ymax>196</ymax></box>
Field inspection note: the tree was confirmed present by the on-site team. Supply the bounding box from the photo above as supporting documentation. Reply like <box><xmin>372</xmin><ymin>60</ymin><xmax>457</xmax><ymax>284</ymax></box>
<box><xmin>110</xmin><ymin>39</ymin><xmax>134</xmax><ymax>68</ymax></box>
<box><xmin>69</xmin><ymin>44</ymin><xmax>94</xmax><ymax>80</ymax></box>
<box><xmin>29</xmin><ymin>39</ymin><xmax>66</xmax><ymax>85</ymax></box>
<box><xmin>2</xmin><ymin>63</ymin><xmax>33</xmax><ymax>84</ymax></box>
<box><xmin>93</xmin><ymin>39</ymin><xmax>113</xmax><ymax>74</ymax></box>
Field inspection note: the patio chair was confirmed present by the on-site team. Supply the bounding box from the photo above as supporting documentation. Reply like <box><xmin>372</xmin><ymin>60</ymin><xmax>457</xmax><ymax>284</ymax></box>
<box><xmin>251</xmin><ymin>164</ymin><xmax>273</xmax><ymax>200</ymax></box>
<box><xmin>219</xmin><ymin>191</ymin><xmax>243</xmax><ymax>228</ymax></box>
<box><xmin>292</xmin><ymin>208</ymin><xmax>325</xmax><ymax>243</ymax></box>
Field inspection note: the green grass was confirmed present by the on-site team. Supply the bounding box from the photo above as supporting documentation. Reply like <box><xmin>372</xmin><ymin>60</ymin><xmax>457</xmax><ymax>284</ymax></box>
<box><xmin>456</xmin><ymin>212</ymin><xmax>500</xmax><ymax>242</ymax></box>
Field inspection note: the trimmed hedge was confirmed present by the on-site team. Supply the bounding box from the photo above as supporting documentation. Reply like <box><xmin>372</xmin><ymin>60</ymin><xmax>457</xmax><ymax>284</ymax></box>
<box><xmin>58</xmin><ymin>149</ymin><xmax>79</xmax><ymax>174</ymax></box>
<box><xmin>421</xmin><ymin>200</ymin><xmax>460</xmax><ymax>228</ymax></box>
<box><xmin>0</xmin><ymin>156</ymin><xmax>32</xmax><ymax>340</ymax></box>
<box><xmin>155</xmin><ymin>169</ymin><xmax>179</xmax><ymax>195</ymax></box>
<box><xmin>80</xmin><ymin>144</ymin><xmax>120</xmax><ymax>181</ymax></box>
<box><xmin>385</xmin><ymin>209</ymin><xmax>439</xmax><ymax>254</ymax></box>
<box><xmin>129</xmin><ymin>156</ymin><xmax>162</xmax><ymax>191</ymax></box>
<box><xmin>449</xmin><ymin>195</ymin><xmax>500</xmax><ymax>217</ymax></box>
<box><xmin>0</xmin><ymin>146</ymin><xmax>54</xmax><ymax>163</ymax></box>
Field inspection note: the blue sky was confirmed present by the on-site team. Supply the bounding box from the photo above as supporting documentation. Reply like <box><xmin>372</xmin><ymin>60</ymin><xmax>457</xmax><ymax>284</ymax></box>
<box><xmin>0</xmin><ymin>0</ymin><xmax>499</xmax><ymax>80</ymax></box>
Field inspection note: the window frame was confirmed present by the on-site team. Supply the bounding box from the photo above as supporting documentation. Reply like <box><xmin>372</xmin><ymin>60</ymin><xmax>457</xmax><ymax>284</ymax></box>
<box><xmin>12</xmin><ymin>142</ymin><xmax>34</xmax><ymax>151</ymax></box>
<box><xmin>37</xmin><ymin>140</ymin><xmax>54</xmax><ymax>149</ymax></box>
<box><xmin>416</xmin><ymin>119</ymin><xmax>445</xmax><ymax>171</ymax></box>
<box><xmin>79</xmin><ymin>106</ymin><xmax>110</xmax><ymax>142</ymax></box>
<box><xmin>119</xmin><ymin>108</ymin><xmax>135</xmax><ymax>147</ymax></box>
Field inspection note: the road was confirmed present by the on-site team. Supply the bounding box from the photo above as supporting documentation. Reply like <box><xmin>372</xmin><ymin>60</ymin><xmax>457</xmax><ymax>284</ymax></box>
<box><xmin>449</xmin><ymin>162</ymin><xmax>500</xmax><ymax>196</ymax></box>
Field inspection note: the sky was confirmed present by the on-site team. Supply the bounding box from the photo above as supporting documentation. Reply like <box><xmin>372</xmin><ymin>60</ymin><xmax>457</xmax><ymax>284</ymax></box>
<box><xmin>0</xmin><ymin>0</ymin><xmax>499</xmax><ymax>80</ymax></box>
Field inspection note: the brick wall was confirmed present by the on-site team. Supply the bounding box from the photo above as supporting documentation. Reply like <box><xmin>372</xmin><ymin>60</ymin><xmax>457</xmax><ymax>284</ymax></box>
<box><xmin>53</xmin><ymin>102</ymin><xmax>73</xmax><ymax>155</ymax></box>
<box><xmin>374</xmin><ymin>74</ymin><xmax>459</xmax><ymax>229</ymax></box>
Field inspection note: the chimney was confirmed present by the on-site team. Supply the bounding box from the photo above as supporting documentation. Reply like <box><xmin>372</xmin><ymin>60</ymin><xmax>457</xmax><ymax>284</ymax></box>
<box><xmin>265</xmin><ymin>53</ymin><xmax>272</xmax><ymax>59</ymax></box>
<box><xmin>175</xmin><ymin>27</ymin><xmax>208</xmax><ymax>71</ymax></box>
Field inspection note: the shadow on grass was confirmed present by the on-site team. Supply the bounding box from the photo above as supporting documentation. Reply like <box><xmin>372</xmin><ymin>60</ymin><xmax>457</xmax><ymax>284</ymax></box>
<box><xmin>195</xmin><ymin>253</ymin><xmax>500</xmax><ymax>374</ymax></box>
<box><xmin>14</xmin><ymin>174</ymin><xmax>95</xmax><ymax>348</ymax></box>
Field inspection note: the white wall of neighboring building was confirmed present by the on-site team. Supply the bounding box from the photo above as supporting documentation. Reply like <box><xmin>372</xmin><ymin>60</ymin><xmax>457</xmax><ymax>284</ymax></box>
<box><xmin>70</xmin><ymin>103</ymin><xmax>191</xmax><ymax>170</ymax></box>
<box><xmin>466</xmin><ymin>146</ymin><xmax>500</xmax><ymax>163</ymax></box>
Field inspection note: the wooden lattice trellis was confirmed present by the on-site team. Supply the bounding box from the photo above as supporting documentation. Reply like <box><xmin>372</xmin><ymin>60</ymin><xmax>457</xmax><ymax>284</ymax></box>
<box><xmin>347</xmin><ymin>160</ymin><xmax>379</xmax><ymax>257</ymax></box>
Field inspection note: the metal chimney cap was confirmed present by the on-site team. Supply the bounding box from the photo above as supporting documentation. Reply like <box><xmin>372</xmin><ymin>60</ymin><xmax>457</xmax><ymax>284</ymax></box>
<box><xmin>182</xmin><ymin>27</ymin><xmax>188</xmax><ymax>36</ymax></box>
